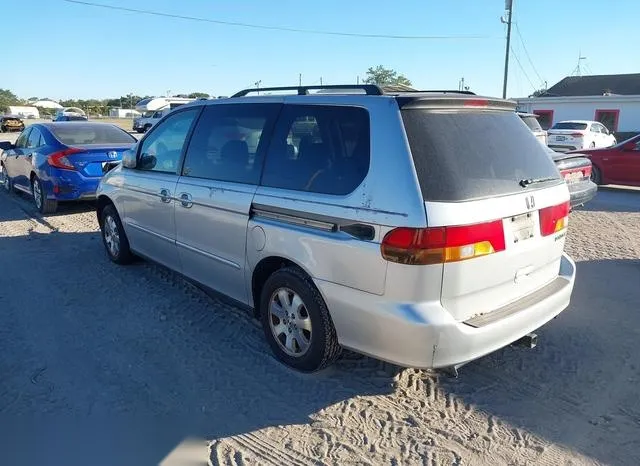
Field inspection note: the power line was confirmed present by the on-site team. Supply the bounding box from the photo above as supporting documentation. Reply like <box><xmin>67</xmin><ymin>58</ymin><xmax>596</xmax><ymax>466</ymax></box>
<box><xmin>63</xmin><ymin>0</ymin><xmax>493</xmax><ymax>40</ymax></box>
<box><xmin>510</xmin><ymin>45</ymin><xmax>536</xmax><ymax>92</ymax></box>
<box><xmin>513</xmin><ymin>22</ymin><xmax>545</xmax><ymax>87</ymax></box>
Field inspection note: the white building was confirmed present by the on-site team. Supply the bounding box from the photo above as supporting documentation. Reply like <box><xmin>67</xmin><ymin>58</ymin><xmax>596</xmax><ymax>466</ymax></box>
<box><xmin>6</xmin><ymin>106</ymin><xmax>40</xmax><ymax>119</ymax></box>
<box><xmin>109</xmin><ymin>108</ymin><xmax>141</xmax><ymax>118</ymax></box>
<box><xmin>516</xmin><ymin>73</ymin><xmax>640</xmax><ymax>140</ymax></box>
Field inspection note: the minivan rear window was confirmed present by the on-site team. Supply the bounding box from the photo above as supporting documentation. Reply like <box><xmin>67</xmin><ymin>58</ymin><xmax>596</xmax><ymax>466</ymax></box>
<box><xmin>401</xmin><ymin>109</ymin><xmax>561</xmax><ymax>202</ymax></box>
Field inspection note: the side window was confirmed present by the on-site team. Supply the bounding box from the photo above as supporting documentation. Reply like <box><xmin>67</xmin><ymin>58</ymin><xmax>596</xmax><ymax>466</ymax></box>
<box><xmin>138</xmin><ymin>108</ymin><xmax>200</xmax><ymax>173</ymax></box>
<box><xmin>15</xmin><ymin>128</ymin><xmax>32</xmax><ymax>148</ymax></box>
<box><xmin>182</xmin><ymin>103</ymin><xmax>280</xmax><ymax>184</ymax></box>
<box><xmin>261</xmin><ymin>105</ymin><xmax>370</xmax><ymax>195</ymax></box>
<box><xmin>27</xmin><ymin>128</ymin><xmax>43</xmax><ymax>148</ymax></box>
<box><xmin>590</xmin><ymin>124</ymin><xmax>599</xmax><ymax>133</ymax></box>
<box><xmin>153</xmin><ymin>111</ymin><xmax>163</xmax><ymax>119</ymax></box>
<box><xmin>598</xmin><ymin>124</ymin><xmax>609</xmax><ymax>134</ymax></box>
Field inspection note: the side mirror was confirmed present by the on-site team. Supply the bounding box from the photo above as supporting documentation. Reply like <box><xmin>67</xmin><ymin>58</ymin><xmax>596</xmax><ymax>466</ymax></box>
<box><xmin>0</xmin><ymin>141</ymin><xmax>15</xmax><ymax>151</ymax></box>
<box><xmin>138</xmin><ymin>154</ymin><xmax>157</xmax><ymax>170</ymax></box>
<box><xmin>121</xmin><ymin>149</ymin><xmax>137</xmax><ymax>168</ymax></box>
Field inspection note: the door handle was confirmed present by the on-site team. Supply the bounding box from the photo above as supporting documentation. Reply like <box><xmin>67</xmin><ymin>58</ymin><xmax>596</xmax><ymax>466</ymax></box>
<box><xmin>179</xmin><ymin>192</ymin><xmax>193</xmax><ymax>208</ymax></box>
<box><xmin>159</xmin><ymin>188</ymin><xmax>171</xmax><ymax>203</ymax></box>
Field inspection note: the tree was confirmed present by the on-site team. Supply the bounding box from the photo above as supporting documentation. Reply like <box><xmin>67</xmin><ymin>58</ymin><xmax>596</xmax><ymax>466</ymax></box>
<box><xmin>0</xmin><ymin>89</ymin><xmax>23</xmax><ymax>111</ymax></box>
<box><xmin>363</xmin><ymin>65</ymin><xmax>412</xmax><ymax>87</ymax></box>
<box><xmin>529</xmin><ymin>88</ymin><xmax>548</xmax><ymax>97</ymax></box>
<box><xmin>188</xmin><ymin>92</ymin><xmax>210</xmax><ymax>99</ymax></box>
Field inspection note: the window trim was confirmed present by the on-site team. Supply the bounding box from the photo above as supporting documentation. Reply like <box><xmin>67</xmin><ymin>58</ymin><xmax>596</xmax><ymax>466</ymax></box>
<box><xmin>135</xmin><ymin>105</ymin><xmax>204</xmax><ymax>175</ymax></box>
<box><xmin>15</xmin><ymin>127</ymin><xmax>32</xmax><ymax>149</ymax></box>
<box><xmin>594</xmin><ymin>109</ymin><xmax>620</xmax><ymax>132</ymax></box>
<box><xmin>532</xmin><ymin>109</ymin><xmax>554</xmax><ymax>130</ymax></box>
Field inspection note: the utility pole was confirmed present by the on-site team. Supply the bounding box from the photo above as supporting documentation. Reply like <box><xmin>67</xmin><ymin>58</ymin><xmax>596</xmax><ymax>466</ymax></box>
<box><xmin>356</xmin><ymin>76</ymin><xmax>360</xmax><ymax>85</ymax></box>
<box><xmin>255</xmin><ymin>80</ymin><xmax>262</xmax><ymax>95</ymax></box>
<box><xmin>299</xmin><ymin>74</ymin><xmax>302</xmax><ymax>86</ymax></box>
<box><xmin>320</xmin><ymin>77</ymin><xmax>323</xmax><ymax>85</ymax></box>
<box><xmin>501</xmin><ymin>0</ymin><xmax>514</xmax><ymax>99</ymax></box>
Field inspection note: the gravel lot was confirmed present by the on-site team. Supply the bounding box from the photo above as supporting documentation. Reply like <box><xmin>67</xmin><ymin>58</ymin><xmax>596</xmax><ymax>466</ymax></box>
<box><xmin>1</xmin><ymin>131</ymin><xmax>639</xmax><ymax>465</ymax></box>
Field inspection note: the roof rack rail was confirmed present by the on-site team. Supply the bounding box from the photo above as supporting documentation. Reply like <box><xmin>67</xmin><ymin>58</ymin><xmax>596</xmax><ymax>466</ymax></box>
<box><xmin>388</xmin><ymin>89</ymin><xmax>477</xmax><ymax>95</ymax></box>
<box><xmin>231</xmin><ymin>84</ymin><xmax>384</xmax><ymax>97</ymax></box>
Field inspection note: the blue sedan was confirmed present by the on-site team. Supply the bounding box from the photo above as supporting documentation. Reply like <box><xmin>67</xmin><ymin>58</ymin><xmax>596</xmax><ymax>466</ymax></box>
<box><xmin>0</xmin><ymin>122</ymin><xmax>136</xmax><ymax>213</ymax></box>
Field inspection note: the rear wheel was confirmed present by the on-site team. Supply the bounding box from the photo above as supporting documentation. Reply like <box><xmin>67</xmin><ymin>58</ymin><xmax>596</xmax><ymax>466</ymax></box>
<box><xmin>589</xmin><ymin>142</ymin><xmax>596</xmax><ymax>149</ymax></box>
<box><xmin>101</xmin><ymin>204</ymin><xmax>133</xmax><ymax>264</ymax></box>
<box><xmin>1</xmin><ymin>164</ymin><xmax>12</xmax><ymax>192</ymax></box>
<box><xmin>143</xmin><ymin>124</ymin><xmax>152</xmax><ymax>133</ymax></box>
<box><xmin>260</xmin><ymin>267</ymin><xmax>341</xmax><ymax>372</ymax></box>
<box><xmin>32</xmin><ymin>176</ymin><xmax>57</xmax><ymax>214</ymax></box>
<box><xmin>591</xmin><ymin>165</ymin><xmax>602</xmax><ymax>185</ymax></box>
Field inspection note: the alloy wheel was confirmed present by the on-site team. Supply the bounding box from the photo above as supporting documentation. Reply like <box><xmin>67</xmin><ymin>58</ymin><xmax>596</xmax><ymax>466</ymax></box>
<box><xmin>268</xmin><ymin>287</ymin><xmax>313</xmax><ymax>357</ymax></box>
<box><xmin>103</xmin><ymin>215</ymin><xmax>121</xmax><ymax>258</ymax></box>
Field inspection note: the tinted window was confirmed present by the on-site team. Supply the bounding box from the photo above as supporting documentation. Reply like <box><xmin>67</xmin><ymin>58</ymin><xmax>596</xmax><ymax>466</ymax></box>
<box><xmin>519</xmin><ymin>115</ymin><xmax>543</xmax><ymax>132</ymax></box>
<box><xmin>138</xmin><ymin>108</ymin><xmax>200</xmax><ymax>173</ymax></box>
<box><xmin>50</xmin><ymin>124</ymin><xmax>135</xmax><ymax>145</ymax></box>
<box><xmin>401</xmin><ymin>109</ymin><xmax>561</xmax><ymax>202</ymax></box>
<box><xmin>590</xmin><ymin>124</ymin><xmax>600</xmax><ymax>133</ymax></box>
<box><xmin>552</xmin><ymin>122</ymin><xmax>588</xmax><ymax>130</ymax></box>
<box><xmin>15</xmin><ymin>128</ymin><xmax>31</xmax><ymax>148</ymax></box>
<box><xmin>27</xmin><ymin>128</ymin><xmax>43</xmax><ymax>148</ymax></box>
<box><xmin>261</xmin><ymin>105</ymin><xmax>370</xmax><ymax>195</ymax></box>
<box><xmin>182</xmin><ymin>104</ymin><xmax>279</xmax><ymax>184</ymax></box>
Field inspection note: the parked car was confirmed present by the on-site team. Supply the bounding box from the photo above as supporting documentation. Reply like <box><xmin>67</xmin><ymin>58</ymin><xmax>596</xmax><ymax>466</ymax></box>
<box><xmin>0</xmin><ymin>115</ymin><xmax>25</xmax><ymax>133</ymax></box>
<box><xmin>547</xmin><ymin>120</ymin><xmax>616</xmax><ymax>152</ymax></box>
<box><xmin>96</xmin><ymin>84</ymin><xmax>576</xmax><ymax>373</ymax></box>
<box><xmin>518</xmin><ymin>113</ymin><xmax>596</xmax><ymax>207</ymax></box>
<box><xmin>570</xmin><ymin>133</ymin><xmax>640</xmax><ymax>187</ymax></box>
<box><xmin>0</xmin><ymin>122</ymin><xmax>136</xmax><ymax>213</ymax></box>
<box><xmin>517</xmin><ymin>112</ymin><xmax>547</xmax><ymax>145</ymax></box>
<box><xmin>54</xmin><ymin>114</ymin><xmax>89</xmax><ymax>122</ymax></box>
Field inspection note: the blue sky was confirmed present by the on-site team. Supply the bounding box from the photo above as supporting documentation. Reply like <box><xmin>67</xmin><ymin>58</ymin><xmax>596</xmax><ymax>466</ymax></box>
<box><xmin>4</xmin><ymin>0</ymin><xmax>639</xmax><ymax>101</ymax></box>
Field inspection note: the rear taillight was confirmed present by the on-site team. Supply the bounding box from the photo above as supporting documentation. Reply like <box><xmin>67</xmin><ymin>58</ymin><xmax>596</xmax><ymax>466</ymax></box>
<box><xmin>463</xmin><ymin>99</ymin><xmax>488</xmax><ymax>107</ymax></box>
<box><xmin>539</xmin><ymin>201</ymin><xmax>570</xmax><ymax>236</ymax></box>
<box><xmin>583</xmin><ymin>165</ymin><xmax>592</xmax><ymax>177</ymax></box>
<box><xmin>381</xmin><ymin>220</ymin><xmax>506</xmax><ymax>265</ymax></box>
<box><xmin>47</xmin><ymin>148</ymin><xmax>82</xmax><ymax>170</ymax></box>
<box><xmin>570</xmin><ymin>132</ymin><xmax>584</xmax><ymax>138</ymax></box>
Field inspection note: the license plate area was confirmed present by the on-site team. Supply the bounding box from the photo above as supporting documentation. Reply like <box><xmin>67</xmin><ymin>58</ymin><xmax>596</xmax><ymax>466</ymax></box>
<box><xmin>556</xmin><ymin>136</ymin><xmax>566</xmax><ymax>141</ymax></box>
<box><xmin>510</xmin><ymin>212</ymin><xmax>535</xmax><ymax>244</ymax></box>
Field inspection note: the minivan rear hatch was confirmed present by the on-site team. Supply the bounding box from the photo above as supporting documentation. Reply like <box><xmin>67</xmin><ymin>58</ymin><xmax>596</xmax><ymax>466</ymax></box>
<box><xmin>400</xmin><ymin>97</ymin><xmax>569</xmax><ymax>322</ymax></box>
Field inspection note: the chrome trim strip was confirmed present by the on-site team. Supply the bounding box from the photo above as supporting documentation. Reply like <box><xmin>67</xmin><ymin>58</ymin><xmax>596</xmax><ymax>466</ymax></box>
<box><xmin>252</xmin><ymin>208</ymin><xmax>335</xmax><ymax>232</ymax></box>
<box><xmin>176</xmin><ymin>241</ymin><xmax>241</xmax><ymax>270</ymax></box>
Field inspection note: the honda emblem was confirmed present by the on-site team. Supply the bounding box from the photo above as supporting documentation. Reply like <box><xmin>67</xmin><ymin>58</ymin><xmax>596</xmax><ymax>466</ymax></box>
<box><xmin>107</xmin><ymin>151</ymin><xmax>118</xmax><ymax>159</ymax></box>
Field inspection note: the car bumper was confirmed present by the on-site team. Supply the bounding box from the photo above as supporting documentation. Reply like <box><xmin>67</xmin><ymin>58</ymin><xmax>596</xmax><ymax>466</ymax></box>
<box><xmin>316</xmin><ymin>253</ymin><xmax>576</xmax><ymax>369</ymax></box>
<box><xmin>549</xmin><ymin>144</ymin><xmax>580</xmax><ymax>152</ymax></box>
<box><xmin>43</xmin><ymin>171</ymin><xmax>102</xmax><ymax>201</ymax></box>
<box><xmin>568</xmin><ymin>180</ymin><xmax>597</xmax><ymax>208</ymax></box>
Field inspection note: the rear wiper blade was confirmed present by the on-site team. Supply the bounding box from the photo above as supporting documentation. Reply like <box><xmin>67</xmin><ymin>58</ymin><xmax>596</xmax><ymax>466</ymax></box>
<box><xmin>519</xmin><ymin>177</ymin><xmax>557</xmax><ymax>187</ymax></box>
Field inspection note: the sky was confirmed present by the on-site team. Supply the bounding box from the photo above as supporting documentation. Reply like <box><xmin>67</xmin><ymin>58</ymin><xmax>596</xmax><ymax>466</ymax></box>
<box><xmin>3</xmin><ymin>0</ymin><xmax>639</xmax><ymax>102</ymax></box>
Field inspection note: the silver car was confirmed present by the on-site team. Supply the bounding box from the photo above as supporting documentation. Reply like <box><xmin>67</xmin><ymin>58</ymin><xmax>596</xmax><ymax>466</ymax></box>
<box><xmin>96</xmin><ymin>85</ymin><xmax>577</xmax><ymax>373</ymax></box>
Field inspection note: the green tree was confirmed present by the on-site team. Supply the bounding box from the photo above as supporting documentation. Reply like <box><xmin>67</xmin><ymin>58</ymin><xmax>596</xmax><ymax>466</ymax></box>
<box><xmin>529</xmin><ymin>88</ymin><xmax>548</xmax><ymax>97</ymax></box>
<box><xmin>0</xmin><ymin>89</ymin><xmax>23</xmax><ymax>112</ymax></box>
<box><xmin>188</xmin><ymin>92</ymin><xmax>210</xmax><ymax>99</ymax></box>
<box><xmin>362</xmin><ymin>65</ymin><xmax>412</xmax><ymax>86</ymax></box>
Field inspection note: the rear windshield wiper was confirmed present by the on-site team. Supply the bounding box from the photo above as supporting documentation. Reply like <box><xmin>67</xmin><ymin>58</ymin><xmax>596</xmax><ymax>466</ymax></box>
<box><xmin>519</xmin><ymin>177</ymin><xmax>557</xmax><ymax>187</ymax></box>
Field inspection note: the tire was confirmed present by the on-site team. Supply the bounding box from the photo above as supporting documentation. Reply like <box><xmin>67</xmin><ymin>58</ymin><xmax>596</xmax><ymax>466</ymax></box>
<box><xmin>260</xmin><ymin>267</ymin><xmax>341</xmax><ymax>372</ymax></box>
<box><xmin>589</xmin><ymin>142</ymin><xmax>596</xmax><ymax>149</ymax></box>
<box><xmin>591</xmin><ymin>165</ymin><xmax>602</xmax><ymax>185</ymax></box>
<box><xmin>143</xmin><ymin>124</ymin><xmax>151</xmax><ymax>133</ymax></box>
<box><xmin>32</xmin><ymin>176</ymin><xmax>57</xmax><ymax>214</ymax></box>
<box><xmin>100</xmin><ymin>204</ymin><xmax>134</xmax><ymax>265</ymax></box>
<box><xmin>1</xmin><ymin>163</ymin><xmax>12</xmax><ymax>193</ymax></box>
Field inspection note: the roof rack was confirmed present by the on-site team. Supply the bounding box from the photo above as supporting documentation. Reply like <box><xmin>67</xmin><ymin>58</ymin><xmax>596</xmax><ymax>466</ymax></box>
<box><xmin>386</xmin><ymin>89</ymin><xmax>477</xmax><ymax>95</ymax></box>
<box><xmin>231</xmin><ymin>84</ymin><xmax>384</xmax><ymax>97</ymax></box>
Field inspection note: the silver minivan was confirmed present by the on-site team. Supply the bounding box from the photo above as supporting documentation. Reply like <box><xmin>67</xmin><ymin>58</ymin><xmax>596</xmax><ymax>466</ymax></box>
<box><xmin>96</xmin><ymin>85</ymin><xmax>576</xmax><ymax>372</ymax></box>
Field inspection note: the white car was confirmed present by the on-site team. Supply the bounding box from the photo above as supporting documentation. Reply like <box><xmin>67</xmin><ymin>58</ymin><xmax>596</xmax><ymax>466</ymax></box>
<box><xmin>547</xmin><ymin>120</ymin><xmax>616</xmax><ymax>152</ymax></box>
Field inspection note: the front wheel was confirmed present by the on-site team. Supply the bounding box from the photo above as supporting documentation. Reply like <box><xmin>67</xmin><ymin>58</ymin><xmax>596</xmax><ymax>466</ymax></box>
<box><xmin>1</xmin><ymin>164</ymin><xmax>12</xmax><ymax>192</ymax></box>
<box><xmin>32</xmin><ymin>176</ymin><xmax>57</xmax><ymax>214</ymax></box>
<box><xmin>101</xmin><ymin>204</ymin><xmax>134</xmax><ymax>264</ymax></box>
<box><xmin>260</xmin><ymin>267</ymin><xmax>341</xmax><ymax>372</ymax></box>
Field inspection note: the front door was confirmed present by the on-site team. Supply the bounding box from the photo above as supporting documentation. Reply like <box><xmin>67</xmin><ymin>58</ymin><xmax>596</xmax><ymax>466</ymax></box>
<box><xmin>174</xmin><ymin>103</ymin><xmax>280</xmax><ymax>304</ymax></box>
<box><xmin>609</xmin><ymin>140</ymin><xmax>640</xmax><ymax>186</ymax></box>
<box><xmin>121</xmin><ymin>106</ymin><xmax>201</xmax><ymax>271</ymax></box>
<box><xmin>3</xmin><ymin>128</ymin><xmax>31</xmax><ymax>189</ymax></box>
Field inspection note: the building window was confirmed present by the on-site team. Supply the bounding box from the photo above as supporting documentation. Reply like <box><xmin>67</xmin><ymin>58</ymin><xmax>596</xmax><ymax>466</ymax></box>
<box><xmin>594</xmin><ymin>109</ymin><xmax>620</xmax><ymax>132</ymax></box>
<box><xmin>533</xmin><ymin>110</ymin><xmax>553</xmax><ymax>130</ymax></box>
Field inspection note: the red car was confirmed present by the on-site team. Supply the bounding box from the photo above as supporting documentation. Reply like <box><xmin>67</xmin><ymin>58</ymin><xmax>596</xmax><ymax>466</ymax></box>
<box><xmin>571</xmin><ymin>134</ymin><xmax>640</xmax><ymax>186</ymax></box>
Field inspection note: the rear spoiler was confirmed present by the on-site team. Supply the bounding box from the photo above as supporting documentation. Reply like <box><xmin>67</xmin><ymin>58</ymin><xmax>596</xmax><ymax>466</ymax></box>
<box><xmin>397</xmin><ymin>95</ymin><xmax>517</xmax><ymax>111</ymax></box>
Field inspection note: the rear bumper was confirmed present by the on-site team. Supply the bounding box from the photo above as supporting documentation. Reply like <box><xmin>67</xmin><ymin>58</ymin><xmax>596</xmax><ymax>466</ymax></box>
<box><xmin>316</xmin><ymin>253</ymin><xmax>576</xmax><ymax>369</ymax></box>
<box><xmin>568</xmin><ymin>180</ymin><xmax>597</xmax><ymax>208</ymax></box>
<box><xmin>549</xmin><ymin>144</ymin><xmax>579</xmax><ymax>152</ymax></box>
<box><xmin>42</xmin><ymin>170</ymin><xmax>101</xmax><ymax>201</ymax></box>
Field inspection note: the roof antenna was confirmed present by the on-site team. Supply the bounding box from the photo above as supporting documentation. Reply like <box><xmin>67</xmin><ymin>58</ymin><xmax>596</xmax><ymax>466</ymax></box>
<box><xmin>571</xmin><ymin>52</ymin><xmax>587</xmax><ymax>77</ymax></box>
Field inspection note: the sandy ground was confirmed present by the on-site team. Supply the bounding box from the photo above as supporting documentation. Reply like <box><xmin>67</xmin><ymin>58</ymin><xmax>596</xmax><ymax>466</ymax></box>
<box><xmin>0</xmin><ymin>134</ymin><xmax>639</xmax><ymax>465</ymax></box>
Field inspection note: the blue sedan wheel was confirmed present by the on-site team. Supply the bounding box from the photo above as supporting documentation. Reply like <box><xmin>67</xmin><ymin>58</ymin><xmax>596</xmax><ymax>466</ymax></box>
<box><xmin>31</xmin><ymin>176</ymin><xmax>58</xmax><ymax>214</ymax></box>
